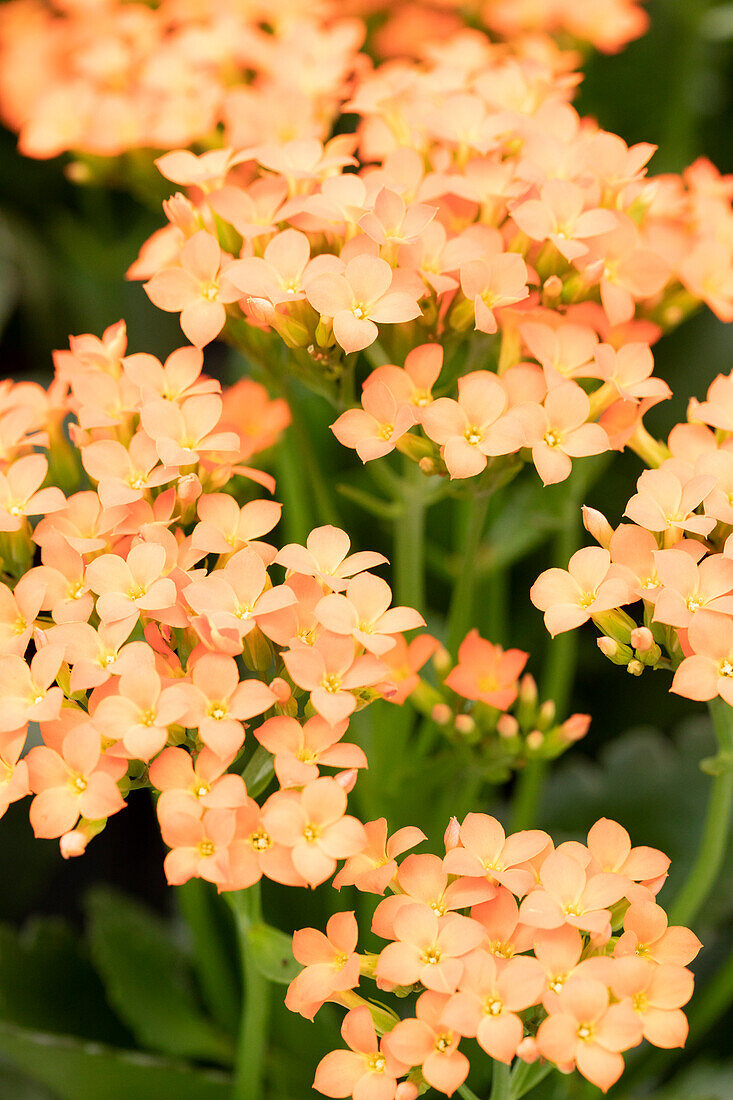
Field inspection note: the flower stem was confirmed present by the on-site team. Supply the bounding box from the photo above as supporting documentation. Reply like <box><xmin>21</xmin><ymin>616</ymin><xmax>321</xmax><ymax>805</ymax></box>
<box><xmin>226</xmin><ymin>885</ymin><xmax>270</xmax><ymax>1100</ymax></box>
<box><xmin>394</xmin><ymin>459</ymin><xmax>427</xmax><ymax>614</ymax></box>
<box><xmin>176</xmin><ymin>880</ymin><xmax>239</xmax><ymax>1033</ymax></box>
<box><xmin>669</xmin><ymin>698</ymin><xmax>733</xmax><ymax>927</ymax></box>
<box><xmin>446</xmin><ymin>491</ymin><xmax>492</xmax><ymax>655</ymax></box>
<box><xmin>490</xmin><ymin>1061</ymin><xmax>511</xmax><ymax>1100</ymax></box>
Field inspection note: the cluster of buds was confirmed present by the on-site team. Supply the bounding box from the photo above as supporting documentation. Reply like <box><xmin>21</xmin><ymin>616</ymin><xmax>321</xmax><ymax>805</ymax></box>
<box><xmin>289</xmin><ymin>814</ymin><xmax>700</xmax><ymax>1096</ymax></box>
<box><xmin>405</xmin><ymin>629</ymin><xmax>589</xmax><ymax>780</ymax></box>
<box><xmin>531</xmin><ymin>367</ymin><xmax>733</xmax><ymax>720</ymax></box>
<box><xmin>0</xmin><ymin>322</ymin><xmax>427</xmax><ymax>882</ymax></box>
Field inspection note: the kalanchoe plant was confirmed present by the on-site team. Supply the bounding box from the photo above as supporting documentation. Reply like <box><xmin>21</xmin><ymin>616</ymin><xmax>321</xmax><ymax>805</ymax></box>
<box><xmin>0</xmin><ymin>2</ymin><xmax>731</xmax><ymax>1100</ymax></box>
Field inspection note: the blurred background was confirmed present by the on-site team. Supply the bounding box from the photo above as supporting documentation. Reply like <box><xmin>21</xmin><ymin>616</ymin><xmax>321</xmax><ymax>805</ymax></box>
<box><xmin>0</xmin><ymin>1</ymin><xmax>732</xmax><ymax>1097</ymax></box>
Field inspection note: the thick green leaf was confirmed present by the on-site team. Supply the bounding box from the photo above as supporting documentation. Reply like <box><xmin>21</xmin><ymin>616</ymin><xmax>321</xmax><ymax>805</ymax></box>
<box><xmin>86</xmin><ymin>887</ymin><xmax>233</xmax><ymax>1065</ymax></box>
<box><xmin>247</xmin><ymin>922</ymin><xmax>300</xmax><ymax>985</ymax></box>
<box><xmin>0</xmin><ymin>1022</ymin><xmax>232</xmax><ymax>1100</ymax></box>
<box><xmin>0</xmin><ymin>918</ymin><xmax>126</xmax><ymax>1044</ymax></box>
<box><xmin>241</xmin><ymin>746</ymin><xmax>275</xmax><ymax>798</ymax></box>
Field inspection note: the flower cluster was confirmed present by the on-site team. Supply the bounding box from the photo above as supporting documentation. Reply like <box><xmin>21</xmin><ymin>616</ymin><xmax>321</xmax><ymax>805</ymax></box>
<box><xmin>289</xmin><ymin>814</ymin><xmax>699</xmax><ymax>1096</ymax></box>
<box><xmin>530</xmin><ymin>366</ymin><xmax>733</xmax><ymax>708</ymax></box>
<box><xmin>399</xmin><ymin>628</ymin><xmax>590</xmax><ymax>779</ymax></box>
<box><xmin>0</xmin><ymin>321</ymin><xmax>427</xmax><ymax>882</ymax></box>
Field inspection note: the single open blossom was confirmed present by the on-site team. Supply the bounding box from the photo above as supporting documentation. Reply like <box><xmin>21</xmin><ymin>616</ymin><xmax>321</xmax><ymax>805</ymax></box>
<box><xmin>159</xmin><ymin>807</ymin><xmax>236</xmax><ymax>886</ymax></box>
<box><xmin>255</xmin><ymin>714</ymin><xmax>367</xmax><ymax>788</ymax></box>
<box><xmin>610</xmin><ymin>958</ymin><xmax>693</xmax><ymax>1049</ymax></box>
<box><xmin>585</xmin><ymin>818</ymin><xmax>670</xmax><ymax>887</ymax></box>
<box><xmin>373</xmin><ymin>854</ymin><xmax>492</xmax><ymax>940</ymax></box>
<box><xmin>333</xmin><ymin>818</ymin><xmax>426</xmax><ymax>894</ymax></box>
<box><xmin>378</xmin><ymin>634</ymin><xmax>440</xmax><ymax>705</ymax></box>
<box><xmin>422</xmin><ymin>370</ymin><xmax>516</xmax><ymax>479</ymax></box>
<box><xmin>149</xmin><ymin>746</ymin><xmax>247</xmax><ymax>815</ymax></box>
<box><xmin>0</xmin><ymin>572</ymin><xmax>50</xmax><ymax>655</ymax></box>
<box><xmin>314</xmin><ymin>1007</ymin><xmax>410</xmax><ymax>1100</ymax></box>
<box><xmin>364</xmin><ymin>344</ymin><xmax>443</xmax><ymax>418</ymax></box>
<box><xmin>376</xmin><ymin>903</ymin><xmax>485</xmax><ymax>993</ymax></box>
<box><xmin>536</xmin><ymin>976</ymin><xmax>642</xmax><ymax>1092</ymax></box>
<box><xmin>530</xmin><ymin>547</ymin><xmax>633</xmax><ymax>636</ymax></box>
<box><xmin>459</xmin><ymin>253</ymin><xmax>529</xmax><ymax>334</ymax></box>
<box><xmin>0</xmin><ymin>453</ymin><xmax>65</xmax><ymax>530</ymax></box>
<box><xmin>315</xmin><ymin>573</ymin><xmax>424</xmax><ymax>657</ymax></box>
<box><xmin>512</xmin><ymin>382</ymin><xmax>609</xmax><ymax>486</ymax></box>
<box><xmin>277</xmin><ymin>526</ymin><xmax>387</xmax><ymax>592</ymax></box>
<box><xmin>287</xmin><ymin>911</ymin><xmax>360</xmax><ymax>1020</ymax></box>
<box><xmin>263</xmin><ymin>776</ymin><xmax>367</xmax><ymax>887</ymax></box>
<box><xmin>442</xmin><ymin>813</ymin><xmax>550</xmax><ymax>895</ymax></box>
<box><xmin>445</xmin><ymin>630</ymin><xmax>528</xmax><ymax>710</ymax></box>
<box><xmin>25</xmin><ymin>723</ymin><xmax>126</xmax><ymax>839</ymax></box>
<box><xmin>81</xmin><ymin>432</ymin><xmax>175</xmax><ymax>508</ymax></box>
<box><xmin>384</xmin><ymin>990</ymin><xmax>469</xmax><ymax>1096</ymax></box>
<box><xmin>614</xmin><ymin>901</ymin><xmax>702</xmax><ymax>966</ymax></box>
<box><xmin>306</xmin><ymin>254</ymin><xmax>422</xmax><ymax>353</ymax></box>
<box><xmin>471</xmin><ymin>887</ymin><xmax>536</xmax><ymax>960</ymax></box>
<box><xmin>671</xmin><ymin>610</ymin><xmax>733</xmax><ymax>704</ymax></box>
<box><xmin>122</xmin><ymin>345</ymin><xmax>219</xmax><ymax>405</ymax></box>
<box><xmin>652</xmin><ymin>550</ymin><xmax>733</xmax><ymax>629</ymax></box>
<box><xmin>0</xmin><ymin>645</ymin><xmax>65</xmax><ymax>732</ymax></box>
<box><xmin>624</xmin><ymin>465</ymin><xmax>716</xmax><ymax>538</ymax></box>
<box><xmin>520</xmin><ymin>850</ymin><xmax>628</xmax><ymax>934</ymax></box>
<box><xmin>141</xmin><ymin>393</ymin><xmax>240</xmax><ymax>467</ymax></box>
<box><xmin>520</xmin><ymin>322</ymin><xmax>598</xmax><ymax>382</ymax></box>
<box><xmin>179</xmin><ymin>653</ymin><xmax>277</xmax><ymax>759</ymax></box>
<box><xmin>443</xmin><ymin>952</ymin><xmax>545</xmax><ymax>1062</ymax></box>
<box><xmin>331</xmin><ymin>381</ymin><xmax>416</xmax><ymax>463</ymax></box>
<box><xmin>512</xmin><ymin>180</ymin><xmax>618</xmax><ymax>262</ymax></box>
<box><xmin>85</xmin><ymin>541</ymin><xmax>176</xmax><ymax>626</ymax></box>
<box><xmin>90</xmin><ymin>664</ymin><xmax>191</xmax><ymax>761</ymax></box>
<box><xmin>191</xmin><ymin>495</ymin><xmax>282</xmax><ymax>560</ymax></box>
<box><xmin>144</xmin><ymin>231</ymin><xmax>242</xmax><ymax>347</ymax></box>
<box><xmin>283</xmin><ymin>633</ymin><xmax>387</xmax><ymax>726</ymax></box>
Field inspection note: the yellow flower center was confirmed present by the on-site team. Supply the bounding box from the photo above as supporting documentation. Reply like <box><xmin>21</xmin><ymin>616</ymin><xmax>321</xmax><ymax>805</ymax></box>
<box><xmin>464</xmin><ymin>425</ymin><xmax>482</xmax><ymax>445</ymax></box>
<box><xmin>485</xmin><ymin>997</ymin><xmax>503</xmax><ymax>1016</ymax></box>
<box><xmin>333</xmin><ymin>951</ymin><xmax>350</xmax><ymax>971</ymax></box>
<box><xmin>549</xmin><ymin>975</ymin><xmax>565</xmax><ymax>994</ymax></box>
<box><xmin>488</xmin><ymin>940</ymin><xmax>514</xmax><ymax>959</ymax></box>
<box><xmin>202</xmin><ymin>282</ymin><xmax>219</xmax><ymax>301</ymax></box>
<box><xmin>8</xmin><ymin>503</ymin><xmax>23</xmax><ymax>516</ymax></box>
<box><xmin>139</xmin><ymin>708</ymin><xmax>157</xmax><ymax>727</ymax></box>
<box><xmin>434</xmin><ymin>1033</ymin><xmax>453</xmax><ymax>1054</ymax></box>
<box><xmin>366</xmin><ymin>1053</ymin><xmax>386</xmax><ymax>1074</ymax></box>
<box><xmin>128</xmin><ymin>474</ymin><xmax>147</xmax><ymax>490</ymax></box>
<box><xmin>321</xmin><ymin>674</ymin><xmax>341</xmax><ymax>694</ymax></box>
<box><xmin>296</xmin><ymin>748</ymin><xmax>318</xmax><ymax>764</ymax></box>
<box><xmin>632</xmin><ymin>992</ymin><xmax>649</xmax><ymax>1013</ymax></box>
<box><xmin>352</xmin><ymin>304</ymin><xmax>367</xmax><ymax>319</ymax></box>
<box><xmin>543</xmin><ymin>429</ymin><xmax>561</xmax><ymax>448</ymax></box>
<box><xmin>13</xmin><ymin>615</ymin><xmax>27</xmax><ymax>635</ymax></box>
<box><xmin>578</xmin><ymin>591</ymin><xmax>596</xmax><ymax>609</ymax></box>
<box><xmin>72</xmin><ymin>775</ymin><xmax>88</xmax><ymax>793</ymax></box>
<box><xmin>127</xmin><ymin>583</ymin><xmax>147</xmax><ymax>600</ymax></box>
<box><xmin>194</xmin><ymin>784</ymin><xmax>210</xmax><ymax>798</ymax></box>
<box><xmin>67</xmin><ymin>581</ymin><xmax>85</xmax><ymax>601</ymax></box>
<box><xmin>235</xmin><ymin>604</ymin><xmax>253</xmax><ymax>620</ymax></box>
<box><xmin>421</xmin><ymin>946</ymin><xmax>442</xmax><ymax>965</ymax></box>
<box><xmin>720</xmin><ymin>660</ymin><xmax>733</xmax><ymax>678</ymax></box>
<box><xmin>303</xmin><ymin>823</ymin><xmax>321</xmax><ymax>843</ymax></box>
<box><xmin>207</xmin><ymin>703</ymin><xmax>228</xmax><ymax>720</ymax></box>
<box><xmin>249</xmin><ymin>828</ymin><xmax>273</xmax><ymax>852</ymax></box>
<box><xmin>577</xmin><ymin>1024</ymin><xmax>594</xmax><ymax>1042</ymax></box>
<box><xmin>379</xmin><ymin>423</ymin><xmax>394</xmax><ymax>441</ymax></box>
<box><xmin>198</xmin><ymin>840</ymin><xmax>215</xmax><ymax>857</ymax></box>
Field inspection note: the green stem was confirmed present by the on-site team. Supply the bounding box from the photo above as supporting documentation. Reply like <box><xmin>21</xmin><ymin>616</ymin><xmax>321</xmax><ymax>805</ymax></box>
<box><xmin>176</xmin><ymin>881</ymin><xmax>239</xmax><ymax>1033</ymax></box>
<box><xmin>669</xmin><ymin>698</ymin><xmax>733</xmax><ymax>927</ymax></box>
<box><xmin>510</xmin><ymin>1060</ymin><xmax>554</xmax><ymax>1098</ymax></box>
<box><xmin>490</xmin><ymin>1061</ymin><xmax>511</xmax><ymax>1100</ymax></box>
<box><xmin>458</xmin><ymin>1085</ymin><xmax>482</xmax><ymax>1100</ymax></box>
<box><xmin>226</xmin><ymin>885</ymin><xmax>270</xmax><ymax>1100</ymax></box>
<box><xmin>446</xmin><ymin>492</ymin><xmax>492</xmax><ymax>655</ymax></box>
<box><xmin>394</xmin><ymin>459</ymin><xmax>427</xmax><ymax>614</ymax></box>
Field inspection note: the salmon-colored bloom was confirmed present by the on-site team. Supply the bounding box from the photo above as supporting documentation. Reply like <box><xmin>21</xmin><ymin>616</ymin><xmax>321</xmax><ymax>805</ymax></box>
<box><xmin>512</xmin><ymin>181</ymin><xmax>617</xmax><ymax>262</ymax></box>
<box><xmin>81</xmin><ymin>432</ymin><xmax>176</xmax><ymax>508</ymax></box>
<box><xmin>533</xmin><ymin>925</ymin><xmax>585</xmax><ymax>1011</ymax></box>
<box><xmin>191</xmin><ymin>495</ymin><xmax>282</xmax><ymax>561</ymax></box>
<box><xmin>141</xmin><ymin>393</ymin><xmax>240</xmax><ymax>467</ymax></box>
<box><xmin>0</xmin><ymin>727</ymin><xmax>30</xmax><ymax>819</ymax></box>
<box><xmin>144</xmin><ymin>231</ymin><xmax>242</xmax><ymax>347</ymax></box>
<box><xmin>0</xmin><ymin>645</ymin><xmax>64</xmax><ymax>732</ymax></box>
<box><xmin>530</xmin><ymin>547</ymin><xmax>633</xmax><ymax>637</ymax></box>
<box><xmin>652</xmin><ymin>550</ymin><xmax>733</xmax><ymax>629</ymax></box>
<box><xmin>306</xmin><ymin>254</ymin><xmax>422</xmax><ymax>354</ymax></box>
<box><xmin>519</xmin><ymin>850</ymin><xmax>628</xmax><ymax>934</ymax></box>
<box><xmin>333</xmin><ymin>817</ymin><xmax>426</xmax><ymax>894</ymax></box>
<box><xmin>421</xmin><ymin>370</ymin><xmax>516</xmax><ymax>479</ymax></box>
<box><xmin>536</xmin><ymin>976</ymin><xmax>642</xmax><ymax>1091</ymax></box>
<box><xmin>223</xmin><ymin>795</ymin><xmax>306</xmax><ymax>892</ymax></box>
<box><xmin>26</xmin><ymin>724</ymin><xmax>126</xmax><ymax>838</ymax></box>
<box><xmin>331</xmin><ymin>381</ymin><xmax>416</xmax><ymax>463</ymax></box>
<box><xmin>283</xmin><ymin>633</ymin><xmax>387</xmax><ymax>726</ymax></box>
<box><xmin>470</xmin><ymin>887</ymin><xmax>536</xmax><ymax>960</ymax></box>
<box><xmin>149</xmin><ymin>746</ymin><xmax>246</xmax><ymax>815</ymax></box>
<box><xmin>314</xmin><ymin>1006</ymin><xmax>410</xmax><ymax>1100</ymax></box>
<box><xmin>0</xmin><ymin>454</ymin><xmax>65</xmax><ymax>530</ymax></box>
<box><xmin>86</xmin><ymin>541</ymin><xmax>176</xmax><ymax>626</ymax></box>
<box><xmin>614</xmin><ymin>900</ymin><xmax>702</xmax><ymax>966</ymax></box>
<box><xmin>378</xmin><ymin>634</ymin><xmax>440</xmax><ymax>705</ymax></box>
<box><xmin>459</xmin><ymin>253</ymin><xmax>529</xmax><ymax>334</ymax></box>
<box><xmin>255</xmin><ymin>714</ymin><xmax>367</xmax><ymax>788</ymax></box>
<box><xmin>0</xmin><ymin>572</ymin><xmax>47</xmax><ymax>656</ymax></box>
<box><xmin>359</xmin><ymin>187</ymin><xmax>436</xmax><ymax>248</ymax></box>
<box><xmin>624</xmin><ymin>465</ymin><xmax>716</xmax><ymax>538</ymax></box>
<box><xmin>159</xmin><ymin>807</ymin><xmax>236</xmax><ymax>887</ymax></box>
<box><xmin>610</xmin><ymin>958</ymin><xmax>693</xmax><ymax>1048</ymax></box>
<box><xmin>512</xmin><ymin>382</ymin><xmax>609</xmax><ymax>486</ymax></box>
<box><xmin>520</xmin><ymin>322</ymin><xmax>598</xmax><ymax>382</ymax></box>
<box><xmin>585</xmin><ymin>818</ymin><xmax>670</xmax><ymax>887</ymax></box>
<box><xmin>180</xmin><ymin>653</ymin><xmax>277</xmax><ymax>759</ymax></box>
<box><xmin>445</xmin><ymin>630</ymin><xmax>528</xmax><ymax>710</ymax></box>
<box><xmin>671</xmin><ymin>610</ymin><xmax>733</xmax><ymax>704</ymax></box>
<box><xmin>287</xmin><ymin>911</ymin><xmax>360</xmax><ymax>1020</ymax></box>
<box><xmin>91</xmin><ymin>664</ymin><xmax>191</xmax><ymax>761</ymax></box>
<box><xmin>263</xmin><ymin>776</ymin><xmax>367</xmax><ymax>887</ymax></box>
<box><xmin>376</xmin><ymin>903</ymin><xmax>484</xmax><ymax>994</ymax></box>
<box><xmin>47</xmin><ymin>620</ymin><xmax>135</xmax><ymax>694</ymax></box>
<box><xmin>315</xmin><ymin>573</ymin><xmax>424</xmax><ymax>657</ymax></box>
<box><xmin>372</xmin><ymin>853</ymin><xmax>492</xmax><ymax>940</ymax></box>
<box><xmin>443</xmin><ymin>952</ymin><xmax>545</xmax><ymax>1062</ymax></box>
<box><xmin>384</xmin><ymin>990</ymin><xmax>469</xmax><ymax>1097</ymax></box>
<box><xmin>442</xmin><ymin>813</ymin><xmax>550</xmax><ymax>895</ymax></box>
<box><xmin>122</xmin><ymin>345</ymin><xmax>219</xmax><ymax>404</ymax></box>
<box><xmin>277</xmin><ymin>526</ymin><xmax>387</xmax><ymax>592</ymax></box>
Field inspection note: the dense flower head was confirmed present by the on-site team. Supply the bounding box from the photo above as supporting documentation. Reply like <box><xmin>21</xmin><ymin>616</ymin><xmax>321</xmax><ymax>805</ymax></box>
<box><xmin>531</xmin><ymin>366</ymin><xmax>733</xmax><ymax>708</ymax></box>
<box><xmin>294</xmin><ymin>813</ymin><xmax>697</xmax><ymax>1097</ymax></box>
<box><xmin>0</xmin><ymin>320</ymin><xmax>428</xmax><ymax>888</ymax></box>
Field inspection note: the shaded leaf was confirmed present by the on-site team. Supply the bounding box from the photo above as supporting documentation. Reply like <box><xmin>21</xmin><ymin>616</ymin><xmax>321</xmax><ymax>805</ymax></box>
<box><xmin>247</xmin><ymin>923</ymin><xmax>300</xmax><ymax>985</ymax></box>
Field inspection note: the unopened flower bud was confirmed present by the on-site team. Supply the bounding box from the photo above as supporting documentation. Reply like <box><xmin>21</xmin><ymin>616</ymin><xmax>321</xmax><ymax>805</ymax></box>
<box><xmin>270</xmin><ymin>677</ymin><xmax>291</xmax><ymax>704</ymax></box>
<box><xmin>432</xmin><ymin>645</ymin><xmax>452</xmax><ymax>676</ymax></box>
<box><xmin>630</xmin><ymin>626</ymin><xmax>654</xmax><ymax>652</ymax></box>
<box><xmin>519</xmin><ymin>674</ymin><xmax>538</xmax><ymax>707</ymax></box>
<box><xmin>177</xmin><ymin>473</ymin><xmax>201</xmax><ymax>506</ymax></box>
<box><xmin>538</xmin><ymin>699</ymin><xmax>556</xmax><ymax>729</ymax></box>
<box><xmin>541</xmin><ymin>275</ymin><xmax>563</xmax><ymax>302</ymax></box>
<box><xmin>560</xmin><ymin>714</ymin><xmax>591</xmax><ymax>742</ymax></box>
<box><xmin>526</xmin><ymin>730</ymin><xmax>544</xmax><ymax>752</ymax></box>
<box><xmin>497</xmin><ymin>713</ymin><xmax>519</xmax><ymax>739</ymax></box>
<box><xmin>454</xmin><ymin>714</ymin><xmax>475</xmax><ymax>735</ymax></box>
<box><xmin>334</xmin><ymin>769</ymin><xmax>358</xmax><ymax>793</ymax></box>
<box><xmin>444</xmin><ymin>816</ymin><xmax>461</xmax><ymax>851</ymax></box>
<box><xmin>582</xmin><ymin>506</ymin><xmax>614</xmax><ymax>549</ymax></box>
<box><xmin>597</xmin><ymin>636</ymin><xmax>634</xmax><ymax>665</ymax></box>
<box><xmin>432</xmin><ymin>703</ymin><xmax>452</xmax><ymax>725</ymax></box>
<box><xmin>246</xmin><ymin>297</ymin><xmax>276</xmax><ymax>326</ymax></box>
<box><xmin>517</xmin><ymin>1037</ymin><xmax>539</xmax><ymax>1064</ymax></box>
<box><xmin>627</xmin><ymin>659</ymin><xmax>644</xmax><ymax>677</ymax></box>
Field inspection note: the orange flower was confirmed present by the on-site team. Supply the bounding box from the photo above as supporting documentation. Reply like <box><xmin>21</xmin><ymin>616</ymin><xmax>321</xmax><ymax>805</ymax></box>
<box><xmin>445</xmin><ymin>629</ymin><xmax>528</xmax><ymax>710</ymax></box>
